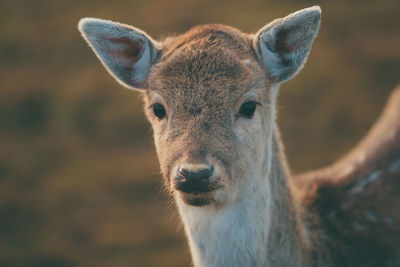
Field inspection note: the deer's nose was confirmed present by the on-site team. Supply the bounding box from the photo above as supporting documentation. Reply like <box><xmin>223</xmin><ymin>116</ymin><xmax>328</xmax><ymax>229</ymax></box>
<box><xmin>175</xmin><ymin>165</ymin><xmax>214</xmax><ymax>194</ymax></box>
<box><xmin>179</xmin><ymin>166</ymin><xmax>214</xmax><ymax>181</ymax></box>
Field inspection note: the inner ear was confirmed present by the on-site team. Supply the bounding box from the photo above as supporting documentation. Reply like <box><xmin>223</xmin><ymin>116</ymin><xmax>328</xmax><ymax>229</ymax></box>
<box><xmin>275</xmin><ymin>27</ymin><xmax>301</xmax><ymax>53</ymax></box>
<box><xmin>106</xmin><ymin>37</ymin><xmax>143</xmax><ymax>69</ymax></box>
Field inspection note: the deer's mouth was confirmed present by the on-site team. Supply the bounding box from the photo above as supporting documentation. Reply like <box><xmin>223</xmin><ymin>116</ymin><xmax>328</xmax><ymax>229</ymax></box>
<box><xmin>174</xmin><ymin>182</ymin><xmax>223</xmax><ymax>206</ymax></box>
<box><xmin>177</xmin><ymin>191</ymin><xmax>217</xmax><ymax>206</ymax></box>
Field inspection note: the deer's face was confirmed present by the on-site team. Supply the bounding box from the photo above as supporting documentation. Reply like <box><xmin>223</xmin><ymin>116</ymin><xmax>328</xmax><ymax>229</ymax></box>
<box><xmin>145</xmin><ymin>35</ymin><xmax>275</xmax><ymax>206</ymax></box>
<box><xmin>78</xmin><ymin>7</ymin><xmax>321</xmax><ymax>207</ymax></box>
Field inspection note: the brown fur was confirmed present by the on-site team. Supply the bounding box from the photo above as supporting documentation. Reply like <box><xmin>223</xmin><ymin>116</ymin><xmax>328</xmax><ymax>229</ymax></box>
<box><xmin>292</xmin><ymin>85</ymin><xmax>400</xmax><ymax>266</ymax></box>
<box><xmin>79</xmin><ymin>9</ymin><xmax>399</xmax><ymax>266</ymax></box>
<box><xmin>145</xmin><ymin>25</ymin><xmax>266</xmax><ymax>189</ymax></box>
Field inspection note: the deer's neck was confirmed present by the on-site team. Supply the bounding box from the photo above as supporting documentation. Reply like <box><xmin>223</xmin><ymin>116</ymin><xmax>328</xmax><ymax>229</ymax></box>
<box><xmin>176</xmin><ymin>131</ymin><xmax>307</xmax><ymax>267</ymax></box>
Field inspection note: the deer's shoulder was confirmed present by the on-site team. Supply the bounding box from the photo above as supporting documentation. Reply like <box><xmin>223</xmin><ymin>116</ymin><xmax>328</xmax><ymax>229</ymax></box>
<box><xmin>292</xmin><ymin>85</ymin><xmax>400</xmax><ymax>266</ymax></box>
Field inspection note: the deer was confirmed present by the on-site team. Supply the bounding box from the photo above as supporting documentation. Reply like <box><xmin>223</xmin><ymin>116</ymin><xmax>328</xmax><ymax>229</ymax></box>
<box><xmin>78</xmin><ymin>6</ymin><xmax>400</xmax><ymax>266</ymax></box>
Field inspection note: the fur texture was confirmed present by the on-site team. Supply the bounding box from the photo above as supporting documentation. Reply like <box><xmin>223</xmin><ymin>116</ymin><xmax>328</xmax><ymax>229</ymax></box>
<box><xmin>79</xmin><ymin>7</ymin><xmax>323</xmax><ymax>267</ymax></box>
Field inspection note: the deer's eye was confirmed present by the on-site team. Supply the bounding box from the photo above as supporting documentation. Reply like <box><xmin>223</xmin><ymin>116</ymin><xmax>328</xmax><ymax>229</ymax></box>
<box><xmin>153</xmin><ymin>103</ymin><xmax>166</xmax><ymax>119</ymax></box>
<box><xmin>238</xmin><ymin>101</ymin><xmax>259</xmax><ymax>119</ymax></box>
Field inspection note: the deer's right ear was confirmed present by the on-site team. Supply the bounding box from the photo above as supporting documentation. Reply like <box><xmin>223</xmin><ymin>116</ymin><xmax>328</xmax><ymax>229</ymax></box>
<box><xmin>78</xmin><ymin>18</ymin><xmax>160</xmax><ymax>91</ymax></box>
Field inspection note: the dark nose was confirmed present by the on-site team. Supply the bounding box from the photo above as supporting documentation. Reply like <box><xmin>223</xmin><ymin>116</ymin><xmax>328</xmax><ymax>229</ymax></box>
<box><xmin>175</xmin><ymin>166</ymin><xmax>214</xmax><ymax>194</ymax></box>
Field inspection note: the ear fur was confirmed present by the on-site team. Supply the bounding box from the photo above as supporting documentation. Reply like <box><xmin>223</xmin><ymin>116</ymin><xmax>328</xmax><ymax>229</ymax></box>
<box><xmin>253</xmin><ymin>6</ymin><xmax>321</xmax><ymax>83</ymax></box>
<box><xmin>78</xmin><ymin>18</ymin><xmax>160</xmax><ymax>90</ymax></box>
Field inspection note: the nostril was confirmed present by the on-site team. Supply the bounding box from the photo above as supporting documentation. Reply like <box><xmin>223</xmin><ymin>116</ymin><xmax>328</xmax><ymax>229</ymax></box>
<box><xmin>178</xmin><ymin>166</ymin><xmax>214</xmax><ymax>181</ymax></box>
<box><xmin>175</xmin><ymin>165</ymin><xmax>215</xmax><ymax>194</ymax></box>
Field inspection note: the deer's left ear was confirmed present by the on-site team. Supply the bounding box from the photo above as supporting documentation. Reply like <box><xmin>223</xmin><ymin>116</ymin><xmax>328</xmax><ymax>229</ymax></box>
<box><xmin>253</xmin><ymin>6</ymin><xmax>321</xmax><ymax>83</ymax></box>
<box><xmin>78</xmin><ymin>18</ymin><xmax>160</xmax><ymax>91</ymax></box>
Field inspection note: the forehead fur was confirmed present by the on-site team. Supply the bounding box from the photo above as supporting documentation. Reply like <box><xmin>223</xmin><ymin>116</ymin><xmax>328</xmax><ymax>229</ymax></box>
<box><xmin>161</xmin><ymin>24</ymin><xmax>254</xmax><ymax>60</ymax></box>
<box><xmin>147</xmin><ymin>24</ymin><xmax>265</xmax><ymax>112</ymax></box>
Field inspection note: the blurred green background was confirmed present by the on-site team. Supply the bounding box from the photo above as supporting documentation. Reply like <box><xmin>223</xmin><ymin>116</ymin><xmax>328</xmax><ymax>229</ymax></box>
<box><xmin>0</xmin><ymin>0</ymin><xmax>399</xmax><ymax>266</ymax></box>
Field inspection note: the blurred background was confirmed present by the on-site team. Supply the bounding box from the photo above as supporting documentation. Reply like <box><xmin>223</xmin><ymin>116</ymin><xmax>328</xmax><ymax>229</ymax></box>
<box><xmin>0</xmin><ymin>0</ymin><xmax>399</xmax><ymax>266</ymax></box>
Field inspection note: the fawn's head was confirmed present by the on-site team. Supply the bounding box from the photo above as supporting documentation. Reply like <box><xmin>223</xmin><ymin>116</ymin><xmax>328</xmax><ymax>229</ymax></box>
<box><xmin>79</xmin><ymin>6</ymin><xmax>320</xmax><ymax>207</ymax></box>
